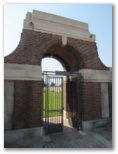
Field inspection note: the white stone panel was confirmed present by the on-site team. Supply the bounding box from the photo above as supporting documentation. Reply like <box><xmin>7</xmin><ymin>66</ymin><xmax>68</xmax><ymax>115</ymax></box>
<box><xmin>101</xmin><ymin>83</ymin><xmax>109</xmax><ymax>118</ymax></box>
<box><xmin>32</xmin><ymin>10</ymin><xmax>88</xmax><ymax>30</ymax></box>
<box><xmin>62</xmin><ymin>36</ymin><xmax>67</xmax><ymax>46</ymax></box>
<box><xmin>4</xmin><ymin>63</ymin><xmax>42</xmax><ymax>80</ymax></box>
<box><xmin>4</xmin><ymin>81</ymin><xmax>14</xmax><ymax>130</ymax></box>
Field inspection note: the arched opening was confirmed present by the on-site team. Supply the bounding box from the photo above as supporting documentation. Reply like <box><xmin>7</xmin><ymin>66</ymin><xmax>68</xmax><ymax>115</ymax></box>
<box><xmin>42</xmin><ymin>57</ymin><xmax>64</xmax><ymax>72</ymax></box>
<box><xmin>42</xmin><ymin>57</ymin><xmax>68</xmax><ymax>134</ymax></box>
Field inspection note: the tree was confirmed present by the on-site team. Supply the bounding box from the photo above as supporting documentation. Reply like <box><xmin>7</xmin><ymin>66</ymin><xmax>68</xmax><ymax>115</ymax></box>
<box><xmin>51</xmin><ymin>82</ymin><xmax>55</xmax><ymax>87</ymax></box>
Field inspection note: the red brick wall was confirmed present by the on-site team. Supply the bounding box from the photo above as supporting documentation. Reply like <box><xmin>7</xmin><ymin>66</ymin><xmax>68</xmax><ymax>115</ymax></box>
<box><xmin>68</xmin><ymin>38</ymin><xmax>108</xmax><ymax>70</ymax></box>
<box><xmin>81</xmin><ymin>82</ymin><xmax>102</xmax><ymax>120</ymax></box>
<box><xmin>4</xmin><ymin>29</ymin><xmax>108</xmax><ymax>71</ymax></box>
<box><xmin>4</xmin><ymin>30</ymin><xmax>61</xmax><ymax>65</ymax></box>
<box><xmin>13</xmin><ymin>80</ymin><xmax>43</xmax><ymax>129</ymax></box>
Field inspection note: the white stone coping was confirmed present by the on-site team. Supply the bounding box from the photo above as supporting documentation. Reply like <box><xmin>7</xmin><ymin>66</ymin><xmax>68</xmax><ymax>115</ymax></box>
<box><xmin>23</xmin><ymin>10</ymin><xmax>95</xmax><ymax>42</ymax></box>
<box><xmin>4</xmin><ymin>63</ymin><xmax>42</xmax><ymax>81</ymax></box>
<box><xmin>79</xmin><ymin>69</ymin><xmax>112</xmax><ymax>82</ymax></box>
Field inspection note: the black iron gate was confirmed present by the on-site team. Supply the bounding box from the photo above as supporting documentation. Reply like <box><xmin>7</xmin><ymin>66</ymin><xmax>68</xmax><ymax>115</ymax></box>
<box><xmin>43</xmin><ymin>71</ymin><xmax>63</xmax><ymax>135</ymax></box>
<box><xmin>43</xmin><ymin>71</ymin><xmax>82</xmax><ymax>135</ymax></box>
<box><xmin>67</xmin><ymin>76</ymin><xmax>82</xmax><ymax>130</ymax></box>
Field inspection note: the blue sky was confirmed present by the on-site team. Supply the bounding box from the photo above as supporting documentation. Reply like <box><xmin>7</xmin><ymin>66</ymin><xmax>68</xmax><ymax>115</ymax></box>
<box><xmin>4</xmin><ymin>4</ymin><xmax>112</xmax><ymax>70</ymax></box>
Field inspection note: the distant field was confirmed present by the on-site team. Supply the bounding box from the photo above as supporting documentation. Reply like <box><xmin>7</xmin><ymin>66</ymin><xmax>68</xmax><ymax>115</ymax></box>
<box><xmin>43</xmin><ymin>91</ymin><xmax>62</xmax><ymax>117</ymax></box>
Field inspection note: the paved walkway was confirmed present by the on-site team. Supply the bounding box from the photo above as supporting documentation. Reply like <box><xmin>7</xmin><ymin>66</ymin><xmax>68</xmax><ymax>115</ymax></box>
<box><xmin>43</xmin><ymin>124</ymin><xmax>112</xmax><ymax>148</ymax></box>
<box><xmin>6</xmin><ymin>121</ymin><xmax>112</xmax><ymax>148</ymax></box>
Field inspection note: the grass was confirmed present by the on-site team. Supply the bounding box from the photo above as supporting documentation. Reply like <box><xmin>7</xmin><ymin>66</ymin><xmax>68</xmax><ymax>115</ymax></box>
<box><xmin>43</xmin><ymin>91</ymin><xmax>62</xmax><ymax>117</ymax></box>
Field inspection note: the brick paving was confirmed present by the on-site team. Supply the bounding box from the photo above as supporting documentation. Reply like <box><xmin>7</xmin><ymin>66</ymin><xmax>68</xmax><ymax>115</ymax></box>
<box><xmin>43</xmin><ymin>124</ymin><xmax>112</xmax><ymax>148</ymax></box>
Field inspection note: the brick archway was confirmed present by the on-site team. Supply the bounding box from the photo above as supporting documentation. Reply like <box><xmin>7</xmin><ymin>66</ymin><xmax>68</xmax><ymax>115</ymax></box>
<box><xmin>4</xmin><ymin>10</ymin><xmax>112</xmax><ymax>133</ymax></box>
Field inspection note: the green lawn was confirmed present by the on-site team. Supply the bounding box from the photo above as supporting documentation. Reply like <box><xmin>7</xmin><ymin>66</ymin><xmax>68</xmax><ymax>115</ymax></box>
<box><xmin>43</xmin><ymin>91</ymin><xmax>62</xmax><ymax>117</ymax></box>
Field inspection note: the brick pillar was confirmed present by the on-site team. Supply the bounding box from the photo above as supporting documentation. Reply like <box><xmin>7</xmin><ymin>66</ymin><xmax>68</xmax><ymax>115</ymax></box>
<box><xmin>82</xmin><ymin>82</ymin><xmax>102</xmax><ymax>120</ymax></box>
<box><xmin>13</xmin><ymin>81</ymin><xmax>43</xmax><ymax>129</ymax></box>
